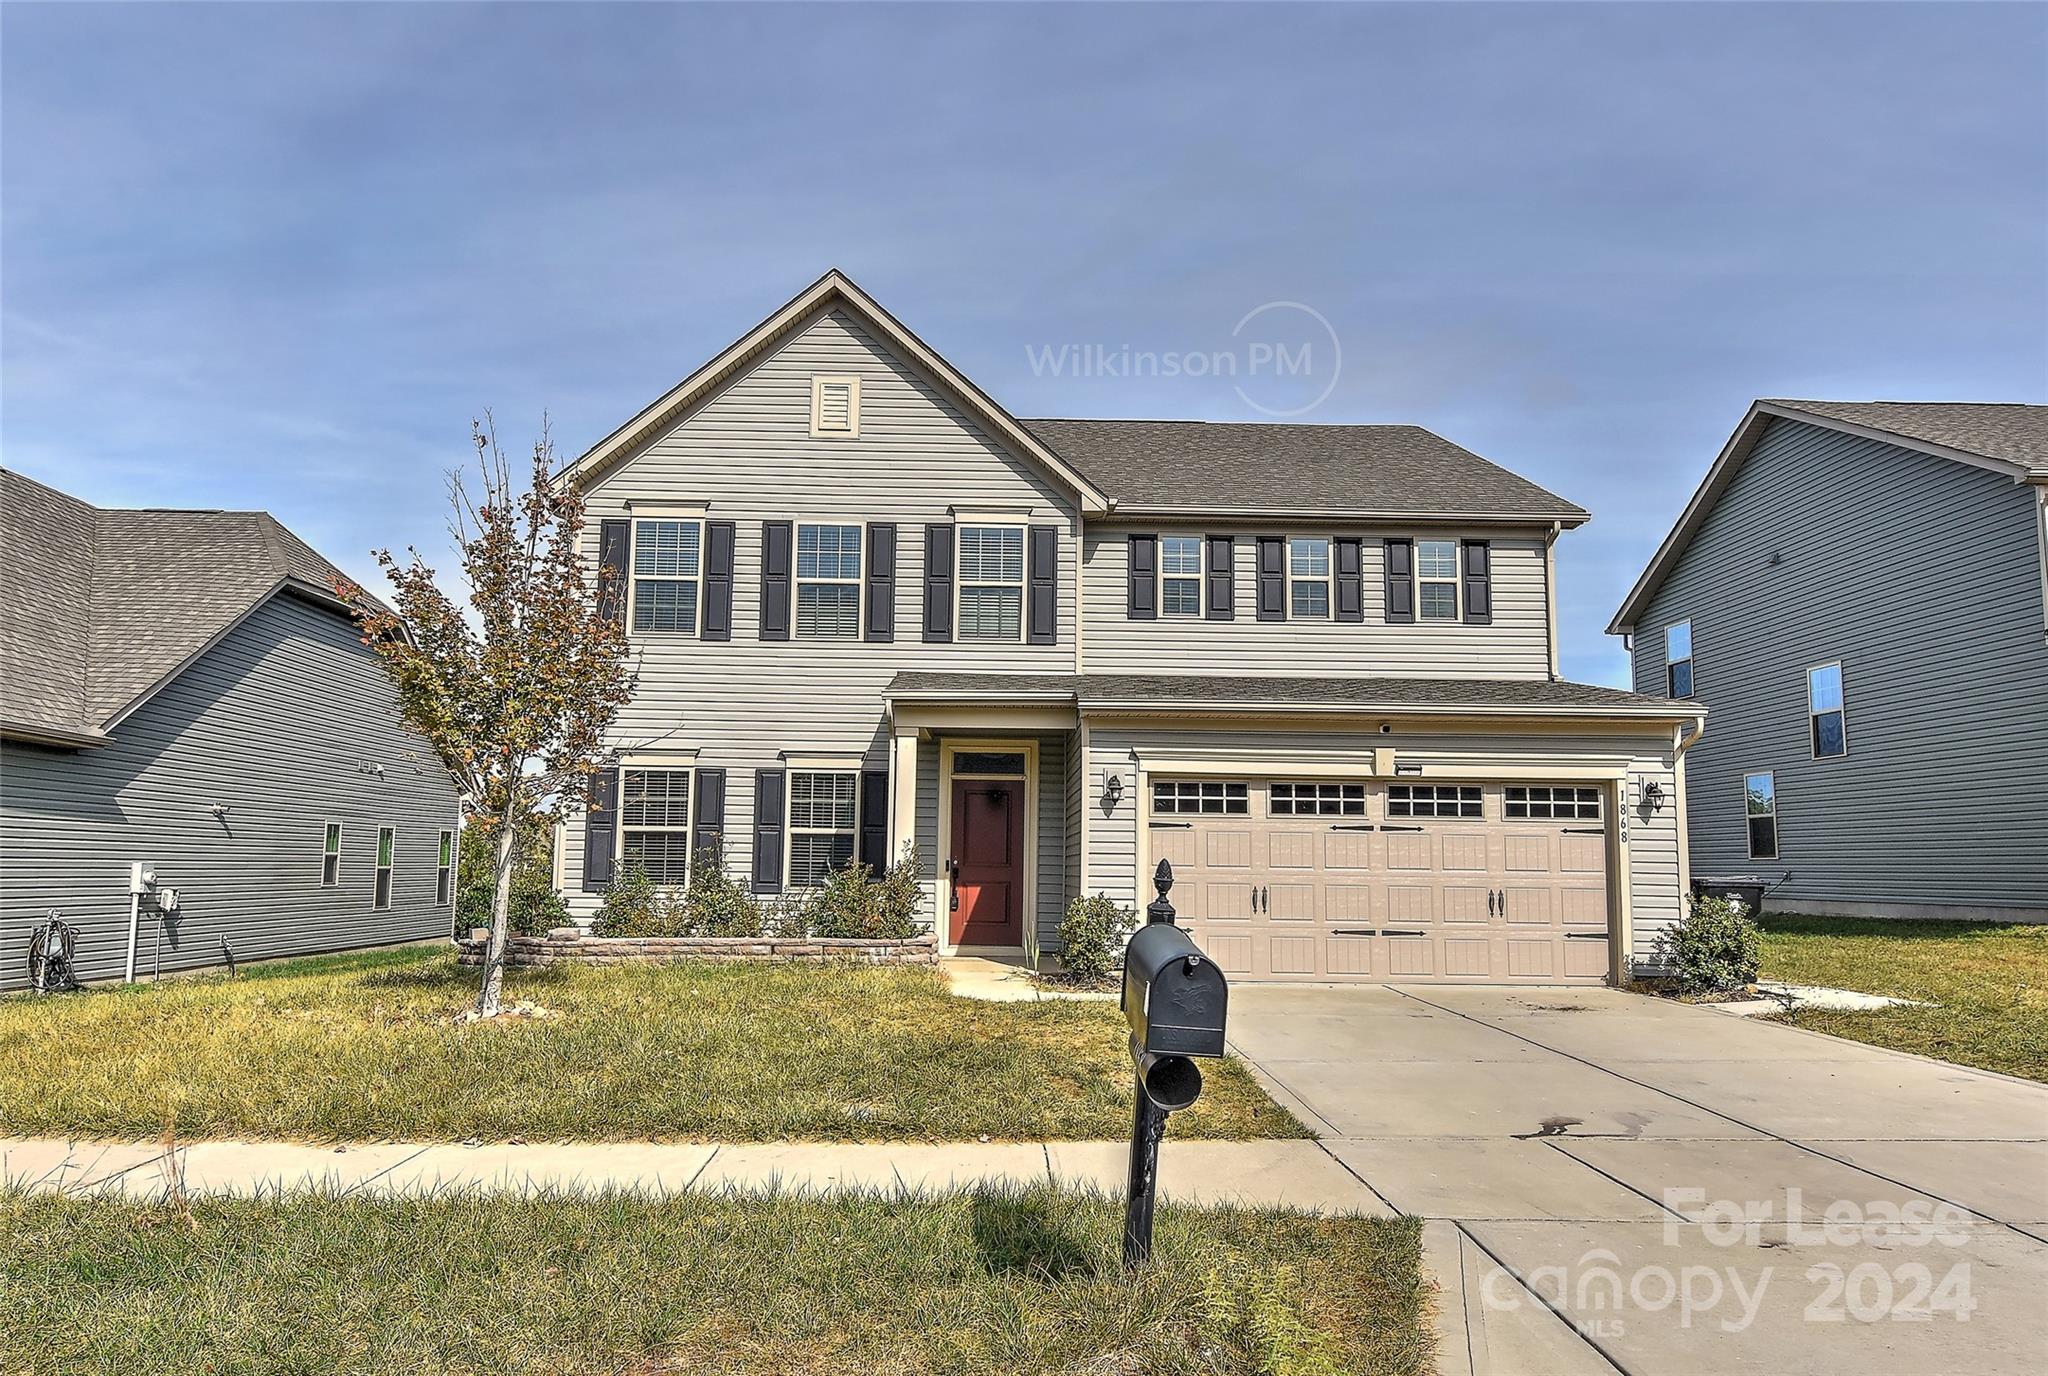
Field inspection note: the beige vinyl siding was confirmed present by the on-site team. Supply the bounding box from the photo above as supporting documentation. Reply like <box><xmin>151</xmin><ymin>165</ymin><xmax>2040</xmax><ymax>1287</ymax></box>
<box><xmin>1082</xmin><ymin>721</ymin><xmax>1682</xmax><ymax>971</ymax></box>
<box><xmin>0</xmin><ymin>593</ymin><xmax>461</xmax><ymax>989</ymax></box>
<box><xmin>562</xmin><ymin>307</ymin><xmax>1078</xmax><ymax>920</ymax></box>
<box><xmin>1630</xmin><ymin>417</ymin><xmax>2048</xmax><ymax>915</ymax></box>
<box><xmin>1081</xmin><ymin>526</ymin><xmax>1553</xmax><ymax>677</ymax></box>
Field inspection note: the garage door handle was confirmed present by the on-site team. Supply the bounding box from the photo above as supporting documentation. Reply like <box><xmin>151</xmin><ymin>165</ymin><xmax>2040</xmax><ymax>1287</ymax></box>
<box><xmin>1329</xmin><ymin>823</ymin><xmax>1375</xmax><ymax>832</ymax></box>
<box><xmin>1333</xmin><ymin>928</ymin><xmax>1376</xmax><ymax>937</ymax></box>
<box><xmin>1564</xmin><ymin>932</ymin><xmax>1608</xmax><ymax>940</ymax></box>
<box><xmin>1563</xmin><ymin>827</ymin><xmax>1604</xmax><ymax>835</ymax></box>
<box><xmin>1148</xmin><ymin>821</ymin><xmax>1192</xmax><ymax>830</ymax></box>
<box><xmin>1381</xmin><ymin>928</ymin><xmax>1425</xmax><ymax>938</ymax></box>
<box><xmin>1381</xmin><ymin>824</ymin><xmax>1424</xmax><ymax>832</ymax></box>
<box><xmin>1487</xmin><ymin>889</ymin><xmax>1498</xmax><ymax>917</ymax></box>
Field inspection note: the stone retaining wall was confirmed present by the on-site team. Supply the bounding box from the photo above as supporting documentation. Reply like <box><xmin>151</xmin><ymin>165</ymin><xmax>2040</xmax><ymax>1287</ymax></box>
<box><xmin>455</xmin><ymin>929</ymin><xmax>938</xmax><ymax>968</ymax></box>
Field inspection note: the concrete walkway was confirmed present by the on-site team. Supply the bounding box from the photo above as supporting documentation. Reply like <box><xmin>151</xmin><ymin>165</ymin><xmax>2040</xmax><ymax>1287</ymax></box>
<box><xmin>0</xmin><ymin>1134</ymin><xmax>1385</xmax><ymax>1210</ymax></box>
<box><xmin>1223</xmin><ymin>984</ymin><xmax>2048</xmax><ymax>1376</ymax></box>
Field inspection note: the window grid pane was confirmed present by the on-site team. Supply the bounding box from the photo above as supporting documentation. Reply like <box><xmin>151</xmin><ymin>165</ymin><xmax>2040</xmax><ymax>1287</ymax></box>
<box><xmin>1419</xmin><ymin>583</ymin><xmax>1458</xmax><ymax>621</ymax></box>
<box><xmin>796</xmin><ymin>583</ymin><xmax>860</xmax><ymax>638</ymax></box>
<box><xmin>1387</xmin><ymin>785</ymin><xmax>1483</xmax><ymax>819</ymax></box>
<box><xmin>796</xmin><ymin>524</ymin><xmax>862</xmax><ymax>580</ymax></box>
<box><xmin>789</xmin><ymin>772</ymin><xmax>857</xmax><ymax>829</ymax></box>
<box><xmin>1162</xmin><ymin>578</ymin><xmax>1201</xmax><ymax>616</ymax></box>
<box><xmin>1417</xmin><ymin>541</ymin><xmax>1459</xmax><ymax>579</ymax></box>
<box><xmin>1270</xmin><ymin>782</ymin><xmax>1367</xmax><ymax>817</ymax></box>
<box><xmin>1504</xmin><ymin>786</ymin><xmax>1602</xmax><ymax>820</ymax></box>
<box><xmin>959</xmin><ymin>586</ymin><xmax>1022</xmax><ymax>639</ymax></box>
<box><xmin>788</xmin><ymin>772</ymin><xmax>859</xmax><ymax>886</ymax></box>
<box><xmin>1152</xmin><ymin>780</ymin><xmax>1248</xmax><ymax>815</ymax></box>
<box><xmin>633</xmin><ymin>578</ymin><xmax>699</xmax><ymax>633</ymax></box>
<box><xmin>958</xmin><ymin>526</ymin><xmax>1024</xmax><ymax>582</ymax></box>
<box><xmin>621</xmin><ymin>770</ymin><xmax>691</xmax><ymax>829</ymax></box>
<box><xmin>1161</xmin><ymin>536</ymin><xmax>1203</xmax><ymax>575</ymax></box>
<box><xmin>633</xmin><ymin>521</ymin><xmax>701</xmax><ymax>578</ymax></box>
<box><xmin>622</xmin><ymin>831</ymin><xmax>692</xmax><ymax>887</ymax></box>
<box><xmin>789</xmin><ymin>833</ymin><xmax>857</xmax><ymax>888</ymax></box>
<box><xmin>1291</xmin><ymin>582</ymin><xmax>1329</xmax><ymax>618</ymax></box>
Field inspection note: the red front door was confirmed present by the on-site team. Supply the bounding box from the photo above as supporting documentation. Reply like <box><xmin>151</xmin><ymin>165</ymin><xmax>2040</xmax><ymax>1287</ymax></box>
<box><xmin>950</xmin><ymin>778</ymin><xmax>1024</xmax><ymax>945</ymax></box>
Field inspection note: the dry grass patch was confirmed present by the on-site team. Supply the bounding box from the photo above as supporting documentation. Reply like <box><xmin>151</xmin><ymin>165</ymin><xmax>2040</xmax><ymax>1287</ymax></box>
<box><xmin>1758</xmin><ymin>914</ymin><xmax>2048</xmax><ymax>1081</ymax></box>
<box><xmin>0</xmin><ymin>947</ymin><xmax>1304</xmax><ymax>1142</ymax></box>
<box><xmin>1</xmin><ymin>1185</ymin><xmax>1428</xmax><ymax>1376</ymax></box>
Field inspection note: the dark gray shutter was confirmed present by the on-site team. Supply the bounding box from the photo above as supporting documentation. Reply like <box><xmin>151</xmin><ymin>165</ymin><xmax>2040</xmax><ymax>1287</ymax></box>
<box><xmin>1255</xmin><ymin>536</ymin><xmax>1286</xmax><ymax>621</ymax></box>
<box><xmin>1334</xmin><ymin>536</ymin><xmax>1364</xmax><ymax>623</ymax></box>
<box><xmin>1384</xmin><ymin>538</ymin><xmax>1415</xmax><ymax>624</ymax></box>
<box><xmin>858</xmin><ymin>769</ymin><xmax>889</xmax><ymax>873</ymax></box>
<box><xmin>598</xmin><ymin>520</ymin><xmax>630</xmax><ymax>629</ymax></box>
<box><xmin>1027</xmin><ymin>524</ymin><xmax>1058</xmax><ymax>645</ymax></box>
<box><xmin>1205</xmin><ymin>535</ymin><xmax>1235</xmax><ymax>621</ymax></box>
<box><xmin>760</xmin><ymin>521</ymin><xmax>792</xmax><ymax>641</ymax></box>
<box><xmin>865</xmin><ymin>523</ymin><xmax>896</xmax><ymax>643</ymax></box>
<box><xmin>692</xmin><ymin>768</ymin><xmax>726</xmax><ymax>866</ymax></box>
<box><xmin>702</xmin><ymin>521</ymin><xmax>735</xmax><ymax>641</ymax></box>
<box><xmin>1462</xmin><ymin>539</ymin><xmax>1493</xmax><ymax>624</ymax></box>
<box><xmin>923</xmin><ymin>523</ymin><xmax>954</xmax><ymax>642</ymax></box>
<box><xmin>751</xmin><ymin>769</ymin><xmax>785</xmax><ymax>895</ymax></box>
<box><xmin>582</xmin><ymin>768</ymin><xmax>619</xmax><ymax>891</ymax></box>
<box><xmin>1127</xmin><ymin>534</ymin><xmax>1157</xmax><ymax>620</ymax></box>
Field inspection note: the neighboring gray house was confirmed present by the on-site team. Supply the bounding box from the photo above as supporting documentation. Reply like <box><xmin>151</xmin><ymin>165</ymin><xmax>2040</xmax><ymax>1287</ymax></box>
<box><xmin>1611</xmin><ymin>400</ymin><xmax>2048</xmax><ymax>921</ymax></box>
<box><xmin>553</xmin><ymin>270</ymin><xmax>1703</xmax><ymax>984</ymax></box>
<box><xmin>0</xmin><ymin>470</ymin><xmax>463</xmax><ymax>989</ymax></box>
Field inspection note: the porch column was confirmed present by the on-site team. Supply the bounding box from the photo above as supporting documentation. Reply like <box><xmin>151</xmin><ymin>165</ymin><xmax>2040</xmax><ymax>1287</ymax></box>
<box><xmin>889</xmin><ymin>724</ymin><xmax>920</xmax><ymax>866</ymax></box>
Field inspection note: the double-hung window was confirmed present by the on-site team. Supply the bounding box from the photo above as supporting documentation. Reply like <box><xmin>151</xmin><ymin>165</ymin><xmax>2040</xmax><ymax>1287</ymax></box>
<box><xmin>320</xmin><ymin>822</ymin><xmax>341</xmax><ymax>887</ymax></box>
<box><xmin>796</xmin><ymin>523</ymin><xmax>862</xmax><ymax>638</ymax></box>
<box><xmin>958</xmin><ymin>524</ymin><xmax>1025</xmax><ymax>640</ymax></box>
<box><xmin>630</xmin><ymin>518</ymin><xmax>702</xmax><ymax>633</ymax></box>
<box><xmin>373</xmin><ymin>827</ymin><xmax>394</xmax><ymax>910</ymax></box>
<box><xmin>1289</xmin><ymin>537</ymin><xmax>1330</xmax><ymax>618</ymax></box>
<box><xmin>1417</xmin><ymin>540</ymin><xmax>1460</xmax><ymax>621</ymax></box>
<box><xmin>1160</xmin><ymin>535</ymin><xmax>1202</xmax><ymax>616</ymax></box>
<box><xmin>620</xmin><ymin>768</ymin><xmax>693</xmax><ymax>887</ymax></box>
<box><xmin>1744</xmin><ymin>772</ymin><xmax>1779</xmax><ymax>860</ymax></box>
<box><xmin>1808</xmin><ymin>663</ymin><xmax>1847</xmax><ymax>758</ymax></box>
<box><xmin>1665</xmin><ymin>621</ymin><xmax>1694</xmax><ymax>698</ymax></box>
<box><xmin>788</xmin><ymin>771</ymin><xmax>858</xmax><ymax>887</ymax></box>
<box><xmin>436</xmin><ymin>830</ymin><xmax>454</xmax><ymax>907</ymax></box>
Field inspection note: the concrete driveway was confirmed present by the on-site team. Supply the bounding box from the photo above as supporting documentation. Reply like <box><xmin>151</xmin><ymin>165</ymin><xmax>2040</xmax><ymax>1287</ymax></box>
<box><xmin>1225</xmin><ymin>984</ymin><xmax>2048</xmax><ymax>1376</ymax></box>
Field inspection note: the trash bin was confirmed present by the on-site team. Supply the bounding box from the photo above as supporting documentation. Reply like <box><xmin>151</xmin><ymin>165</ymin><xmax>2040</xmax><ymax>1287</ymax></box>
<box><xmin>1692</xmin><ymin>875</ymin><xmax>1766</xmax><ymax>917</ymax></box>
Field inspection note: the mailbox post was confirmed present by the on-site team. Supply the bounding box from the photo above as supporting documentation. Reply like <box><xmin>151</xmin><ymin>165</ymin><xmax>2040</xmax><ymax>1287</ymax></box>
<box><xmin>1120</xmin><ymin>859</ymin><xmax>1229</xmax><ymax>1269</ymax></box>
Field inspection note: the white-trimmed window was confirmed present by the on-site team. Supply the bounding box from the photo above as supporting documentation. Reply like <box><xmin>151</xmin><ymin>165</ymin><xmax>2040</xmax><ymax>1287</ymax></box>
<box><xmin>373</xmin><ymin>826</ymin><xmax>394</xmax><ymax>910</ymax></box>
<box><xmin>1808</xmin><ymin>662</ymin><xmax>1847</xmax><ymax>758</ymax></box>
<box><xmin>1744</xmin><ymin>772</ymin><xmax>1779</xmax><ymax>860</ymax></box>
<box><xmin>1665</xmin><ymin>621</ymin><xmax>1694</xmax><ymax>698</ymax></box>
<box><xmin>1289</xmin><ymin>537</ymin><xmax>1330</xmax><ymax>618</ymax></box>
<box><xmin>1160</xmin><ymin>535</ymin><xmax>1202</xmax><ymax>617</ymax></box>
<box><xmin>958</xmin><ymin>524</ymin><xmax>1025</xmax><ymax>640</ymax></box>
<box><xmin>1505</xmin><ymin>786</ymin><xmax>1602</xmax><ymax>820</ymax></box>
<box><xmin>1152</xmin><ymin>780</ymin><xmax>1248</xmax><ymax>815</ymax></box>
<box><xmin>630</xmin><ymin>518</ymin><xmax>702</xmax><ymax>634</ymax></box>
<box><xmin>1271</xmin><ymin>782</ymin><xmax>1366</xmax><ymax>816</ymax></box>
<box><xmin>620</xmin><ymin>767</ymin><xmax>693</xmax><ymax>887</ymax></box>
<box><xmin>320</xmin><ymin>821</ymin><xmax>341</xmax><ymax>888</ymax></box>
<box><xmin>436</xmin><ymin>830</ymin><xmax>454</xmax><ymax>907</ymax></box>
<box><xmin>1387</xmin><ymin>784</ymin><xmax>1482</xmax><ymax>819</ymax></box>
<box><xmin>1417</xmin><ymin>540</ymin><xmax>1460</xmax><ymax>621</ymax></box>
<box><xmin>788</xmin><ymin>771</ymin><xmax>858</xmax><ymax>887</ymax></box>
<box><xmin>810</xmin><ymin>375</ymin><xmax>860</xmax><ymax>437</ymax></box>
<box><xmin>796</xmin><ymin>523</ymin><xmax>862</xmax><ymax>638</ymax></box>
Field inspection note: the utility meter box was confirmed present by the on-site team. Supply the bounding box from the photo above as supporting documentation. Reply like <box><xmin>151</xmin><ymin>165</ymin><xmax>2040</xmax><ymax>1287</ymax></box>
<box><xmin>129</xmin><ymin>862</ymin><xmax>155</xmax><ymax>895</ymax></box>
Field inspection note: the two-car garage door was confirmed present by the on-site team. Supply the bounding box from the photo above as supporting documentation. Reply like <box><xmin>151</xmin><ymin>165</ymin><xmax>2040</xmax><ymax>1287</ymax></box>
<box><xmin>1148</xmin><ymin>777</ymin><xmax>1614</xmax><ymax>984</ymax></box>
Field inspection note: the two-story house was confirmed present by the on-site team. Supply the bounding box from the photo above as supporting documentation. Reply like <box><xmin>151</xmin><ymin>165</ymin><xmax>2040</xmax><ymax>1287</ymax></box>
<box><xmin>554</xmin><ymin>271</ymin><xmax>1703</xmax><ymax>984</ymax></box>
<box><xmin>1611</xmin><ymin>400</ymin><xmax>2048</xmax><ymax>922</ymax></box>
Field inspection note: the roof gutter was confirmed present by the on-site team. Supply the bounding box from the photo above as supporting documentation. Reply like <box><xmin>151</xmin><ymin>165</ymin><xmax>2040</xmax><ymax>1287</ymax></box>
<box><xmin>0</xmin><ymin>719</ymin><xmax>111</xmax><ymax>750</ymax></box>
<box><xmin>1098</xmin><ymin>505</ymin><xmax>1588</xmax><ymax>526</ymax></box>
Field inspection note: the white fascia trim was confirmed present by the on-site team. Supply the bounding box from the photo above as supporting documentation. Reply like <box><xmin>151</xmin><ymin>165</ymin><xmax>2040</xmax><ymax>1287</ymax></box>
<box><xmin>624</xmin><ymin>500</ymin><xmax>710</xmax><ymax>516</ymax></box>
<box><xmin>1080</xmin><ymin>699</ymin><xmax>1706</xmax><ymax>721</ymax></box>
<box><xmin>948</xmin><ymin>505</ymin><xmax>1036</xmax><ymax>522</ymax></box>
<box><xmin>781</xmin><ymin>752</ymin><xmax>867</xmax><ymax>771</ymax></box>
<box><xmin>1105</xmin><ymin>505</ymin><xmax>1587</xmax><ymax>526</ymax></box>
<box><xmin>618</xmin><ymin>749</ymin><xmax>700</xmax><ymax>765</ymax></box>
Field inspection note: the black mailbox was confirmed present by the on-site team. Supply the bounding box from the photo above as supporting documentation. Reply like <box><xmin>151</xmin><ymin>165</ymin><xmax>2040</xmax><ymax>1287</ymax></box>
<box><xmin>1123</xmin><ymin>922</ymin><xmax>1229</xmax><ymax>1059</ymax></box>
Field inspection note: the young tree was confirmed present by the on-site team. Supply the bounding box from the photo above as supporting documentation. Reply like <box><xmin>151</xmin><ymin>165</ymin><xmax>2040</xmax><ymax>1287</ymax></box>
<box><xmin>340</xmin><ymin>418</ymin><xmax>631</xmax><ymax>1016</ymax></box>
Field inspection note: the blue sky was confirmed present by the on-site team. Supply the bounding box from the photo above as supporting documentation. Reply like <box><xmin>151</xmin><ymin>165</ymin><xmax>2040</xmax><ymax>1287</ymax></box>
<box><xmin>5</xmin><ymin>2</ymin><xmax>2043</xmax><ymax>685</ymax></box>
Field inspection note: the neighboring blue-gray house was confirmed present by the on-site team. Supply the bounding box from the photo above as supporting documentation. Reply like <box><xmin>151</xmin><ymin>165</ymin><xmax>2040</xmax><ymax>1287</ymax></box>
<box><xmin>1611</xmin><ymin>401</ymin><xmax>2048</xmax><ymax>921</ymax></box>
<box><xmin>0</xmin><ymin>469</ymin><xmax>463</xmax><ymax>989</ymax></box>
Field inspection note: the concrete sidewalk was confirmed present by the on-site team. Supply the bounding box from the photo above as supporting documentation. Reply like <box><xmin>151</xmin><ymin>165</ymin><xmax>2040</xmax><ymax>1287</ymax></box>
<box><xmin>0</xmin><ymin>1134</ymin><xmax>1390</xmax><ymax>1211</ymax></box>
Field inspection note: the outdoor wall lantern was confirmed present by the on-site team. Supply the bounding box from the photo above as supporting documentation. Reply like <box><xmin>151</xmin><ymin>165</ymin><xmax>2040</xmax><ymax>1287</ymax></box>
<box><xmin>1102</xmin><ymin>772</ymin><xmax>1124</xmax><ymax>810</ymax></box>
<box><xmin>1638</xmin><ymin>779</ymin><xmax>1666</xmax><ymax>812</ymax></box>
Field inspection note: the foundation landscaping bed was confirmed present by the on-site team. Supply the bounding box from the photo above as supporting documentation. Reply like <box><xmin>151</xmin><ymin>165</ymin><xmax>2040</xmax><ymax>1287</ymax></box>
<box><xmin>1758</xmin><ymin>913</ymin><xmax>2048</xmax><ymax>1082</ymax></box>
<box><xmin>0</xmin><ymin>1185</ymin><xmax>1428</xmax><ymax>1376</ymax></box>
<box><xmin>0</xmin><ymin>947</ymin><xmax>1304</xmax><ymax>1143</ymax></box>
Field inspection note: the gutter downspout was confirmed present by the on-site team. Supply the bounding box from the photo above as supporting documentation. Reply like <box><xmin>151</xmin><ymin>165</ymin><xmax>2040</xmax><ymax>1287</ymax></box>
<box><xmin>1543</xmin><ymin>523</ymin><xmax>1562</xmax><ymax>681</ymax></box>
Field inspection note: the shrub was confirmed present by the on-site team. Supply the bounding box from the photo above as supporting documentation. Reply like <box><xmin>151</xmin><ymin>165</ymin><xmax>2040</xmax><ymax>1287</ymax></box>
<box><xmin>591</xmin><ymin>859</ymin><xmax>667</xmax><ymax>938</ymax></box>
<box><xmin>457</xmin><ymin>822</ymin><xmax>568</xmax><ymax>937</ymax></box>
<box><xmin>804</xmin><ymin>849</ymin><xmax>927</xmax><ymax>940</ymax></box>
<box><xmin>1655</xmin><ymin>894</ymin><xmax>1763</xmax><ymax>993</ymax></box>
<box><xmin>677</xmin><ymin>846</ymin><xmax>764</xmax><ymax>938</ymax></box>
<box><xmin>1055</xmin><ymin>893</ymin><xmax>1135</xmax><ymax>981</ymax></box>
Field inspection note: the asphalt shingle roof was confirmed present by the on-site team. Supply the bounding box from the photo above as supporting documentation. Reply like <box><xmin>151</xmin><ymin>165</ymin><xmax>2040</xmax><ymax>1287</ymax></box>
<box><xmin>1020</xmin><ymin>419</ymin><xmax>1589</xmax><ymax>521</ymax></box>
<box><xmin>1764</xmin><ymin>400</ymin><xmax>2048</xmax><ymax>476</ymax></box>
<box><xmin>885</xmin><ymin>671</ymin><xmax>1685</xmax><ymax>713</ymax></box>
<box><xmin>1</xmin><ymin>468</ymin><xmax>370</xmax><ymax>741</ymax></box>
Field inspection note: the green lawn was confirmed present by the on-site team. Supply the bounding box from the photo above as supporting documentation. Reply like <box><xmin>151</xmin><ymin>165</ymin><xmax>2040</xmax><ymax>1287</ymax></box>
<box><xmin>1759</xmin><ymin>914</ymin><xmax>2048</xmax><ymax>1082</ymax></box>
<box><xmin>0</xmin><ymin>1185</ymin><xmax>1426</xmax><ymax>1376</ymax></box>
<box><xmin>0</xmin><ymin>948</ymin><xmax>1304</xmax><ymax>1143</ymax></box>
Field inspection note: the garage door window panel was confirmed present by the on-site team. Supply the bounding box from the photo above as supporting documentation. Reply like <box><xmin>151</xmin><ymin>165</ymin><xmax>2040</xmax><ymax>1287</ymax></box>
<box><xmin>1152</xmin><ymin>780</ymin><xmax>1248</xmax><ymax>815</ymax></box>
<box><xmin>1271</xmin><ymin>782</ymin><xmax>1366</xmax><ymax>817</ymax></box>
<box><xmin>1504</xmin><ymin>786</ymin><xmax>1602</xmax><ymax>820</ymax></box>
<box><xmin>1387</xmin><ymin>784</ymin><xmax>1482</xmax><ymax>819</ymax></box>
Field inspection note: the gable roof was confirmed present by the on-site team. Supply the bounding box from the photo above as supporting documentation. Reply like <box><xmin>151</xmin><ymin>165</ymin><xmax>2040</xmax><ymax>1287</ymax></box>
<box><xmin>559</xmin><ymin>269</ymin><xmax>1111</xmax><ymax>512</ymax></box>
<box><xmin>1609</xmin><ymin>399</ymin><xmax>2048</xmax><ymax>635</ymax></box>
<box><xmin>1022</xmin><ymin>418</ymin><xmax>1588</xmax><ymax>522</ymax></box>
<box><xmin>0</xmin><ymin>468</ymin><xmax>373</xmax><ymax>747</ymax></box>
